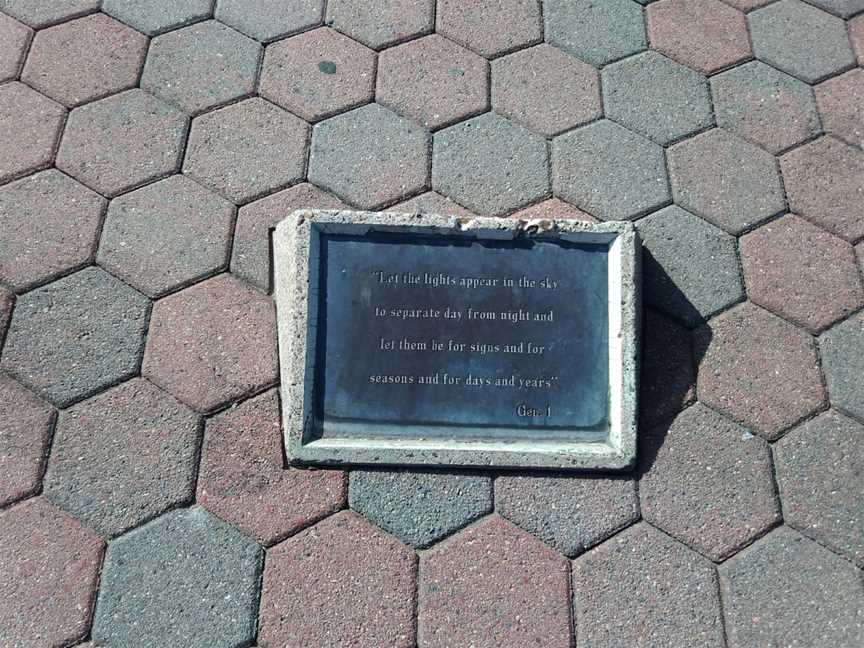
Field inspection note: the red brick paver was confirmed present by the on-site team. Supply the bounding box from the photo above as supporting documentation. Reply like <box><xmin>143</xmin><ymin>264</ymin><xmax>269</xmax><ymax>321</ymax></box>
<box><xmin>695</xmin><ymin>302</ymin><xmax>826</xmax><ymax>440</ymax></box>
<box><xmin>0</xmin><ymin>82</ymin><xmax>66</xmax><ymax>185</ymax></box>
<box><xmin>0</xmin><ymin>497</ymin><xmax>104</xmax><ymax>646</ymax></box>
<box><xmin>510</xmin><ymin>197</ymin><xmax>597</xmax><ymax>223</ymax></box>
<box><xmin>197</xmin><ymin>389</ymin><xmax>345</xmax><ymax>546</ymax></box>
<box><xmin>419</xmin><ymin>515</ymin><xmax>571</xmax><ymax>648</ymax></box>
<box><xmin>259</xmin><ymin>511</ymin><xmax>416</xmax><ymax>647</ymax></box>
<box><xmin>815</xmin><ymin>68</ymin><xmax>864</xmax><ymax>149</ymax></box>
<box><xmin>143</xmin><ymin>273</ymin><xmax>278</xmax><ymax>413</ymax></box>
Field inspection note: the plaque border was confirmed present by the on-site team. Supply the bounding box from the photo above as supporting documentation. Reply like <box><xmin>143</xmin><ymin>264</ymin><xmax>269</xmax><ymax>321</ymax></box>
<box><xmin>274</xmin><ymin>210</ymin><xmax>640</xmax><ymax>471</ymax></box>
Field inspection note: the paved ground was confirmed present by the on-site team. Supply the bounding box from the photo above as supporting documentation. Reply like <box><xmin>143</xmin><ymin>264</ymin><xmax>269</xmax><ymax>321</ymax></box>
<box><xmin>0</xmin><ymin>0</ymin><xmax>863</xmax><ymax>646</ymax></box>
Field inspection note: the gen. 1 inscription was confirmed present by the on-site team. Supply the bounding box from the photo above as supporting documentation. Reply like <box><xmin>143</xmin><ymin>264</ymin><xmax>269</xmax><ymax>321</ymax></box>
<box><xmin>316</xmin><ymin>232</ymin><xmax>609</xmax><ymax>439</ymax></box>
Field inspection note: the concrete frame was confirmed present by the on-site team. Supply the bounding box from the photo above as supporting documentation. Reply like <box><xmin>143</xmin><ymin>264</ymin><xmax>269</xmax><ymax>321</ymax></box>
<box><xmin>274</xmin><ymin>210</ymin><xmax>640</xmax><ymax>471</ymax></box>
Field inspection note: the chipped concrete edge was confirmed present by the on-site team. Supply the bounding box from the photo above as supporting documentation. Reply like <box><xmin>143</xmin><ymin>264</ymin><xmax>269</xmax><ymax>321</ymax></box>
<box><xmin>274</xmin><ymin>209</ymin><xmax>640</xmax><ymax>472</ymax></box>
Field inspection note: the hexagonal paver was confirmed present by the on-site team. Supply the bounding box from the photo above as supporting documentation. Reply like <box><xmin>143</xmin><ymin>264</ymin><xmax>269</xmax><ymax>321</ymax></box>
<box><xmin>259</xmin><ymin>511</ymin><xmax>416</xmax><ymax>647</ymax></box>
<box><xmin>638</xmin><ymin>205</ymin><xmax>744</xmax><ymax>327</ymax></box>
<box><xmin>552</xmin><ymin>119</ymin><xmax>670</xmax><ymax>221</ymax></box>
<box><xmin>261</xmin><ymin>26</ymin><xmax>375</xmax><ymax>122</ymax></box>
<box><xmin>544</xmin><ymin>0</ymin><xmax>646</xmax><ymax>67</ymax></box>
<box><xmin>231</xmin><ymin>183</ymin><xmax>345</xmax><ymax>292</ymax></box>
<box><xmin>640</xmin><ymin>403</ymin><xmax>780</xmax><ymax>561</ymax></box>
<box><xmin>640</xmin><ymin>308</ymin><xmax>695</xmax><ymax>426</ymax></box>
<box><xmin>720</xmin><ymin>527</ymin><xmax>864</xmax><ymax>647</ymax></box>
<box><xmin>775</xmin><ymin>410</ymin><xmax>864</xmax><ymax>566</ymax></box>
<box><xmin>0</xmin><ymin>170</ymin><xmax>105</xmax><ymax>292</ymax></box>
<box><xmin>198</xmin><ymin>389</ymin><xmax>345</xmax><ymax>546</ymax></box>
<box><xmin>349</xmin><ymin>469</ymin><xmax>491</xmax><ymax>548</ymax></box>
<box><xmin>0</xmin><ymin>267</ymin><xmax>150</xmax><ymax>408</ymax></box>
<box><xmin>43</xmin><ymin>378</ymin><xmax>200</xmax><ymax>538</ymax></box>
<box><xmin>741</xmin><ymin>214</ymin><xmax>863</xmax><ymax>333</ymax></box>
<box><xmin>851</xmin><ymin>14</ymin><xmax>864</xmax><ymax>64</ymax></box>
<box><xmin>603</xmin><ymin>51</ymin><xmax>713</xmax><ymax>146</ymax></box>
<box><xmin>647</xmin><ymin>0</ymin><xmax>751</xmax><ymax>74</ymax></box>
<box><xmin>56</xmin><ymin>89</ymin><xmax>188</xmax><ymax>198</ymax></box>
<box><xmin>491</xmin><ymin>44</ymin><xmax>600</xmax><ymax>136</ymax></box>
<box><xmin>0</xmin><ymin>82</ymin><xmax>65</xmax><ymax>185</ymax></box>
<box><xmin>748</xmin><ymin>0</ymin><xmax>855</xmax><ymax>84</ymax></box>
<box><xmin>0</xmin><ymin>0</ymin><xmax>99</xmax><ymax>28</ymax></box>
<box><xmin>142</xmin><ymin>273</ymin><xmax>278</xmax><ymax>412</ymax></box>
<box><xmin>723</xmin><ymin>0</ymin><xmax>773</xmax><ymax>8</ymax></box>
<box><xmin>819</xmin><ymin>311</ymin><xmax>864</xmax><ymax>420</ymax></box>
<box><xmin>92</xmin><ymin>507</ymin><xmax>263</xmax><ymax>648</ymax></box>
<box><xmin>815</xmin><ymin>69</ymin><xmax>864</xmax><ymax>149</ymax></box>
<box><xmin>21</xmin><ymin>14</ymin><xmax>147</xmax><ymax>108</ymax></box>
<box><xmin>184</xmin><ymin>98</ymin><xmax>309</xmax><ymax>204</ymax></box>
<box><xmin>780</xmin><ymin>136</ymin><xmax>864</xmax><ymax>242</ymax></box>
<box><xmin>436</xmin><ymin>0</ymin><xmax>542</xmax><ymax>58</ymax></box>
<box><xmin>326</xmin><ymin>0</ymin><xmax>433</xmax><ymax>49</ymax></box>
<box><xmin>97</xmin><ymin>175</ymin><xmax>235</xmax><ymax>298</ymax></box>
<box><xmin>419</xmin><ymin>515</ymin><xmax>570</xmax><ymax>648</ymax></box>
<box><xmin>694</xmin><ymin>302</ymin><xmax>826</xmax><ymax>440</ymax></box>
<box><xmin>0</xmin><ymin>12</ymin><xmax>31</xmax><ymax>82</ymax></box>
<box><xmin>378</xmin><ymin>34</ymin><xmax>488</xmax><ymax>130</ymax></box>
<box><xmin>711</xmin><ymin>60</ymin><xmax>820</xmax><ymax>154</ymax></box>
<box><xmin>495</xmin><ymin>475</ymin><xmax>638</xmax><ymax>557</ymax></box>
<box><xmin>142</xmin><ymin>20</ymin><xmax>261</xmax><ymax>115</ymax></box>
<box><xmin>572</xmin><ymin>523</ymin><xmax>724</xmax><ymax>648</ymax></box>
<box><xmin>510</xmin><ymin>197</ymin><xmax>597</xmax><ymax>222</ymax></box>
<box><xmin>215</xmin><ymin>0</ymin><xmax>324</xmax><ymax>41</ymax></box>
<box><xmin>392</xmin><ymin>190</ymin><xmax>477</xmax><ymax>218</ymax></box>
<box><xmin>102</xmin><ymin>0</ymin><xmax>212</xmax><ymax>35</ymax></box>
<box><xmin>806</xmin><ymin>0</ymin><xmax>864</xmax><ymax>17</ymax></box>
<box><xmin>433</xmin><ymin>113</ymin><xmax>549</xmax><ymax>216</ymax></box>
<box><xmin>668</xmin><ymin>128</ymin><xmax>784</xmax><ymax>234</ymax></box>
<box><xmin>310</xmin><ymin>103</ymin><xmax>429</xmax><ymax>209</ymax></box>
<box><xmin>0</xmin><ymin>498</ymin><xmax>103</xmax><ymax>647</ymax></box>
<box><xmin>0</xmin><ymin>377</ymin><xmax>54</xmax><ymax>507</ymax></box>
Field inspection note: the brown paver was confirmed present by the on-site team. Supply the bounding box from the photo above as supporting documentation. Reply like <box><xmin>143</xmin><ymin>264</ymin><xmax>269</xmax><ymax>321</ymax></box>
<box><xmin>573</xmin><ymin>522</ymin><xmax>725</xmax><ymax>648</ymax></box>
<box><xmin>0</xmin><ymin>376</ymin><xmax>55</xmax><ymax>507</ymax></box>
<box><xmin>22</xmin><ymin>13</ymin><xmax>147</xmax><ymax>107</ymax></box>
<box><xmin>419</xmin><ymin>515</ymin><xmax>571</xmax><ymax>648</ymax></box>
<box><xmin>647</xmin><ymin>0</ymin><xmax>752</xmax><ymax>74</ymax></box>
<box><xmin>97</xmin><ymin>174</ymin><xmax>235</xmax><ymax>298</ymax></box>
<box><xmin>694</xmin><ymin>302</ymin><xmax>826</xmax><ymax>440</ymax></box>
<box><xmin>0</xmin><ymin>0</ymin><xmax>99</xmax><ymax>28</ymax></box>
<box><xmin>495</xmin><ymin>475</ymin><xmax>638</xmax><ymax>557</ymax></box>
<box><xmin>510</xmin><ymin>197</ymin><xmax>597</xmax><ymax>223</ymax></box>
<box><xmin>640</xmin><ymin>403</ymin><xmax>781</xmax><ymax>561</ymax></box>
<box><xmin>492</xmin><ymin>44</ymin><xmax>600</xmax><ymax>137</ymax></box>
<box><xmin>668</xmin><ymin>128</ymin><xmax>784</xmax><ymax>234</ymax></box>
<box><xmin>56</xmin><ymin>88</ymin><xmax>188</xmax><ymax>198</ymax></box>
<box><xmin>259</xmin><ymin>511</ymin><xmax>416</xmax><ymax>647</ymax></box>
<box><xmin>0</xmin><ymin>82</ymin><xmax>66</xmax><ymax>185</ymax></box>
<box><xmin>0</xmin><ymin>169</ymin><xmax>105</xmax><ymax>291</ymax></box>
<box><xmin>0</xmin><ymin>497</ymin><xmax>104</xmax><ymax>647</ymax></box>
<box><xmin>0</xmin><ymin>11</ymin><xmax>30</xmax><ymax>82</ymax></box>
<box><xmin>780</xmin><ymin>135</ymin><xmax>864</xmax><ymax>242</ymax></box>
<box><xmin>392</xmin><ymin>190</ymin><xmax>477</xmax><ymax>219</ymax></box>
<box><xmin>143</xmin><ymin>273</ymin><xmax>278</xmax><ymax>413</ymax></box>
<box><xmin>142</xmin><ymin>20</ymin><xmax>261</xmax><ymax>115</ymax></box>
<box><xmin>326</xmin><ymin>0</ymin><xmax>433</xmax><ymax>50</ymax></box>
<box><xmin>774</xmin><ymin>409</ymin><xmax>864</xmax><ymax>566</ymax></box>
<box><xmin>183</xmin><ymin>98</ymin><xmax>309</xmax><ymax>204</ymax></box>
<box><xmin>640</xmin><ymin>308</ymin><xmax>695</xmax><ymax>427</ymax></box>
<box><xmin>44</xmin><ymin>378</ymin><xmax>201</xmax><ymax>538</ymax></box>
<box><xmin>231</xmin><ymin>183</ymin><xmax>346</xmax><ymax>292</ymax></box>
<box><xmin>436</xmin><ymin>0</ymin><xmax>542</xmax><ymax>58</ymax></box>
<box><xmin>815</xmin><ymin>68</ymin><xmax>864</xmax><ymax>149</ymax></box>
<box><xmin>741</xmin><ymin>214</ymin><xmax>864</xmax><ymax>333</ymax></box>
<box><xmin>260</xmin><ymin>26</ymin><xmax>376</xmax><ymax>122</ymax></box>
<box><xmin>378</xmin><ymin>34</ymin><xmax>489</xmax><ymax>130</ymax></box>
<box><xmin>197</xmin><ymin>389</ymin><xmax>345</xmax><ymax>546</ymax></box>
